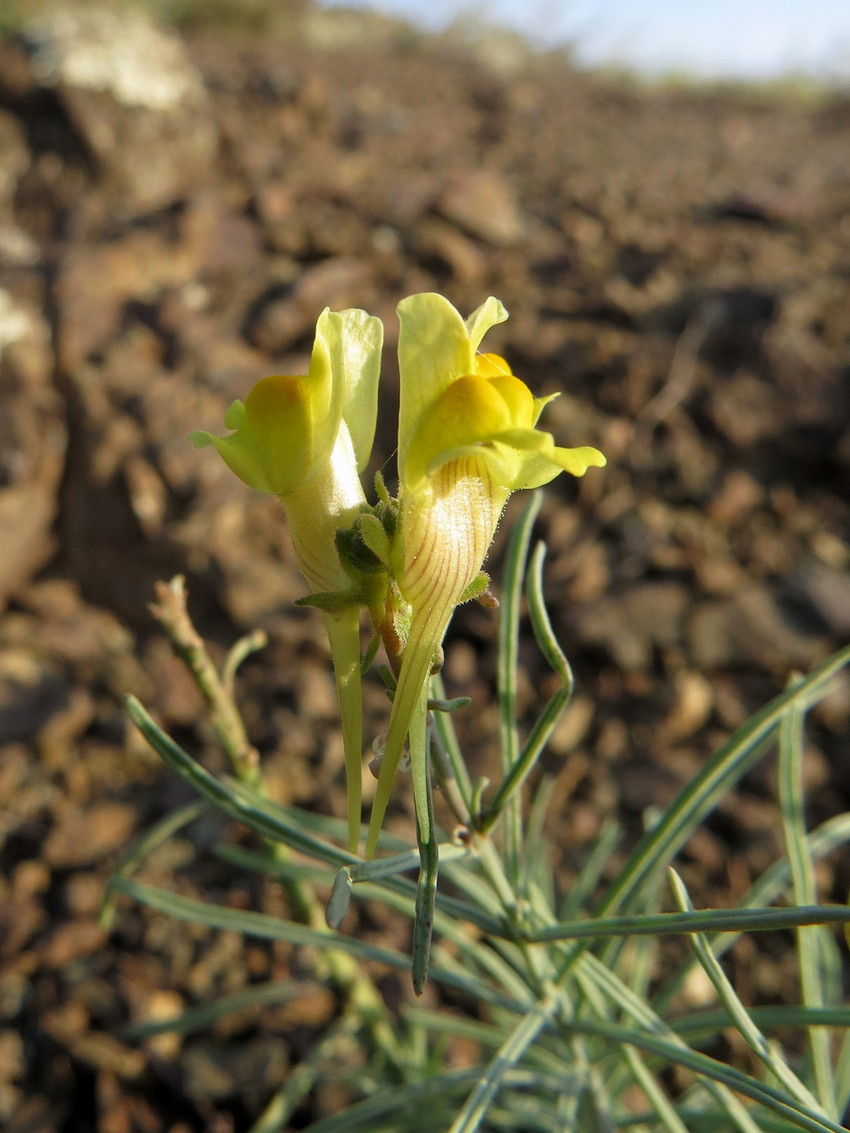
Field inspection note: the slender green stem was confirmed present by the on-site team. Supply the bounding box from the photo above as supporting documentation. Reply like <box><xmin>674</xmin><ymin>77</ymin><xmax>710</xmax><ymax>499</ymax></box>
<box><xmin>427</xmin><ymin>711</ymin><xmax>473</xmax><ymax>829</ymax></box>
<box><xmin>481</xmin><ymin>540</ymin><xmax>573</xmax><ymax>835</ymax></box>
<box><xmin>323</xmin><ymin>607</ymin><xmax>365</xmax><ymax>853</ymax></box>
<box><xmin>409</xmin><ymin>679</ymin><xmax>438</xmax><ymax>992</ymax></box>
<box><xmin>494</xmin><ymin>492</ymin><xmax>542</xmax><ymax>873</ymax></box>
<box><xmin>150</xmin><ymin>575</ymin><xmax>262</xmax><ymax>785</ymax></box>
<box><xmin>429</xmin><ymin>673</ymin><xmax>475</xmax><ymax>812</ymax></box>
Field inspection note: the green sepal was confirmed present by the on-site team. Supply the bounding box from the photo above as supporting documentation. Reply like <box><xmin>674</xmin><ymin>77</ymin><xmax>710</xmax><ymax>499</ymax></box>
<box><xmin>335</xmin><ymin>525</ymin><xmax>385</xmax><ymax>578</ymax></box>
<box><xmin>377</xmin><ymin>496</ymin><xmax>399</xmax><ymax>538</ymax></box>
<box><xmin>374</xmin><ymin>469</ymin><xmax>392</xmax><ymax>506</ymax></box>
<box><xmin>380</xmin><ymin>581</ymin><xmax>412</xmax><ymax>660</ymax></box>
<box><xmin>458</xmin><ymin>570</ymin><xmax>491</xmax><ymax>605</ymax></box>
<box><xmin>223</xmin><ymin>399</ymin><xmax>246</xmax><ymax>429</ymax></box>
<box><xmin>295</xmin><ymin>590</ymin><xmax>362</xmax><ymax>614</ymax></box>
<box><xmin>357</xmin><ymin>512</ymin><xmax>393</xmax><ymax>568</ymax></box>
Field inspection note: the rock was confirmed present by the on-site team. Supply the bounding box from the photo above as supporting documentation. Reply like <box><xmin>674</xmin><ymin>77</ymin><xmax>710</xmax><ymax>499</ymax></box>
<box><xmin>0</xmin><ymin>110</ymin><xmax>29</xmax><ymax>210</ymax></box>
<box><xmin>54</xmin><ymin>222</ymin><xmax>203</xmax><ymax>370</ymax></box>
<box><xmin>182</xmin><ymin>1036</ymin><xmax>288</xmax><ymax>1108</ymax></box>
<box><xmin>652</xmin><ymin>286</ymin><xmax>777</xmax><ymax>371</ymax></box>
<box><xmin>705</xmin><ymin>371</ymin><xmax>782</xmax><ymax>448</ymax></box>
<box><xmin>1</xmin><ymin>17</ymin><xmax>849</xmax><ymax>1130</ymax></box>
<box><xmin>688</xmin><ymin>587</ymin><xmax>826</xmax><ymax>672</ymax></box>
<box><xmin>782</xmin><ymin>560</ymin><xmax>850</xmax><ymax>637</ymax></box>
<box><xmin>39</xmin><ymin>920</ymin><xmax>107</xmax><ymax>968</ymax></box>
<box><xmin>0</xmin><ymin>1029</ymin><xmax>24</xmax><ymax>1119</ymax></box>
<box><xmin>0</xmin><ymin>647</ymin><xmax>69</xmax><ymax>745</ymax></box>
<box><xmin>661</xmin><ymin>670</ymin><xmax>714</xmax><ymax>741</ymax></box>
<box><xmin>708</xmin><ymin>188</ymin><xmax>803</xmax><ymax>226</ymax></box>
<box><xmin>435</xmin><ymin>169</ymin><xmax>525</xmax><ymax>245</ymax></box>
<box><xmin>12</xmin><ymin>580</ymin><xmax>134</xmax><ymax>673</ymax></box>
<box><xmin>0</xmin><ymin>37</ymin><xmax>40</xmax><ymax>101</ymax></box>
<box><xmin>706</xmin><ymin>469</ymin><xmax>764</xmax><ymax>526</ymax></box>
<box><xmin>4</xmin><ymin>1097</ymin><xmax>58</xmax><ymax>1133</ymax></box>
<box><xmin>572</xmin><ymin>582</ymin><xmax>691</xmax><ymax>670</ymax></box>
<box><xmin>413</xmin><ymin>216</ymin><xmax>487</xmax><ymax>283</ymax></box>
<box><xmin>42</xmin><ymin>802</ymin><xmax>137</xmax><ymax>868</ymax></box>
<box><xmin>243</xmin><ymin>257</ymin><xmax>375</xmax><ymax>354</ymax></box>
<box><xmin>20</xmin><ymin>7</ymin><xmax>216</xmax><ymax>216</ymax></box>
<box><xmin>0</xmin><ymin>291</ymin><xmax>65</xmax><ymax>611</ymax></box>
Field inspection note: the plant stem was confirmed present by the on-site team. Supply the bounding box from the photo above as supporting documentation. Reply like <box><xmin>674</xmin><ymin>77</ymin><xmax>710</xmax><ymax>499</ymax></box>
<box><xmin>150</xmin><ymin>575</ymin><xmax>265</xmax><ymax>786</ymax></box>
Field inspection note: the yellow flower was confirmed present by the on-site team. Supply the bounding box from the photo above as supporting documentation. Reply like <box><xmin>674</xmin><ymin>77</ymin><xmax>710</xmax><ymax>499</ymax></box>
<box><xmin>190</xmin><ymin>307</ymin><xmax>382</xmax><ymax>591</ymax></box>
<box><xmin>366</xmin><ymin>293</ymin><xmax>605</xmax><ymax>855</ymax></box>
<box><xmin>191</xmin><ymin>307</ymin><xmax>383</xmax><ymax>852</ymax></box>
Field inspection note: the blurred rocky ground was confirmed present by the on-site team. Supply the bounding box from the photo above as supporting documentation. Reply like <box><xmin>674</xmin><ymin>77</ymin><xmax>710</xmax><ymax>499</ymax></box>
<box><xmin>0</xmin><ymin>2</ymin><xmax>849</xmax><ymax>1128</ymax></box>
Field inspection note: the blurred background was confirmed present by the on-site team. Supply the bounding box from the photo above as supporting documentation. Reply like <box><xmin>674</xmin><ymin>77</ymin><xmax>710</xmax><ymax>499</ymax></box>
<box><xmin>1</xmin><ymin>0</ymin><xmax>849</xmax><ymax>1128</ymax></box>
<box><xmin>318</xmin><ymin>0</ymin><xmax>850</xmax><ymax>81</ymax></box>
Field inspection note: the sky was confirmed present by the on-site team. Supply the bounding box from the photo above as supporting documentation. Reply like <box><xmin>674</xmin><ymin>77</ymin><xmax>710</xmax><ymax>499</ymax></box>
<box><xmin>318</xmin><ymin>0</ymin><xmax>850</xmax><ymax>81</ymax></box>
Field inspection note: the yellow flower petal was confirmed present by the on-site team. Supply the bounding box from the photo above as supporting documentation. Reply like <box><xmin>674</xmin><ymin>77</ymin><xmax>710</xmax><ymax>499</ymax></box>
<box><xmin>405</xmin><ymin>375</ymin><xmax>514</xmax><ymax>488</ymax></box>
<box><xmin>487</xmin><ymin>373</ymin><xmax>536</xmax><ymax>428</ymax></box>
<box><xmin>474</xmin><ymin>352</ymin><xmax>512</xmax><ymax>378</ymax></box>
<box><xmin>397</xmin><ymin>293</ymin><xmax>508</xmax><ymax>481</ymax></box>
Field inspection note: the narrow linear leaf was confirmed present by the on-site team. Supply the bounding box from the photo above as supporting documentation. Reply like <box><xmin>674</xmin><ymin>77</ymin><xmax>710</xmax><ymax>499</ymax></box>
<box><xmin>621</xmin><ymin>1044</ymin><xmax>691</xmax><ymax>1133</ymax></box>
<box><xmin>412</xmin><ymin>698</ymin><xmax>438</xmax><ymax>994</ymax></box>
<box><xmin>672</xmin><ymin>1006</ymin><xmax>850</xmax><ymax>1042</ymax></box>
<box><xmin>100</xmin><ymin>799</ymin><xmax>205</xmax><ymax>929</ymax></box>
<box><xmin>124</xmin><ymin>978</ymin><xmax>317</xmax><ymax>1040</ymax></box>
<box><xmin>565</xmin><ymin>1015</ymin><xmax>848</xmax><ymax>1133</ymax></box>
<box><xmin>494</xmin><ymin>492</ymin><xmax>543</xmax><ymax>874</ymax></box>
<box><xmin>305</xmin><ymin>1068</ymin><xmax>559</xmax><ymax>1133</ymax></box>
<box><xmin>668</xmin><ymin>869</ymin><xmax>826</xmax><ymax>1118</ymax></box>
<box><xmin>114</xmin><ymin>877</ymin><xmax>522</xmax><ymax>1012</ymax></box>
<box><xmin>779</xmin><ymin>696</ymin><xmax>837</xmax><ymax>1117</ymax></box>
<box><xmin>429</xmin><ymin>673</ymin><xmax>475</xmax><ymax>811</ymax></box>
<box><xmin>525</xmin><ymin>904</ymin><xmax>850</xmax><ymax>943</ymax></box>
<box><xmin>588</xmin><ymin>644</ymin><xmax>850</xmax><ymax>930</ymax></box>
<box><xmin>215</xmin><ymin>840</ymin><xmax>506</xmax><ymax>939</ymax></box>
<box><xmin>653</xmin><ymin>810</ymin><xmax>850</xmax><ymax>1016</ymax></box>
<box><xmin>482</xmin><ymin>539</ymin><xmax>573</xmax><ymax>835</ymax></box>
<box><xmin>126</xmin><ymin>695</ymin><xmax>358</xmax><ymax>868</ymax></box>
<box><xmin>574</xmin><ymin>956</ymin><xmax>765</xmax><ymax>1133</ymax></box>
<box><xmin>449</xmin><ymin>991</ymin><xmax>560</xmax><ymax>1133</ymax></box>
<box><xmin>525</xmin><ymin>540</ymin><xmax>572</xmax><ymax>684</ymax></box>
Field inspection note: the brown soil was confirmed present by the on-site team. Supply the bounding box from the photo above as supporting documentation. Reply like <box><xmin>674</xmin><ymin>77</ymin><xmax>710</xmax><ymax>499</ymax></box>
<box><xmin>1</xmin><ymin>5</ymin><xmax>849</xmax><ymax>1130</ymax></box>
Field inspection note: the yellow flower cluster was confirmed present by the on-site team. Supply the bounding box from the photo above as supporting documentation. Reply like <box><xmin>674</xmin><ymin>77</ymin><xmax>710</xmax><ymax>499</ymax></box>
<box><xmin>192</xmin><ymin>294</ymin><xmax>605</xmax><ymax>855</ymax></box>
